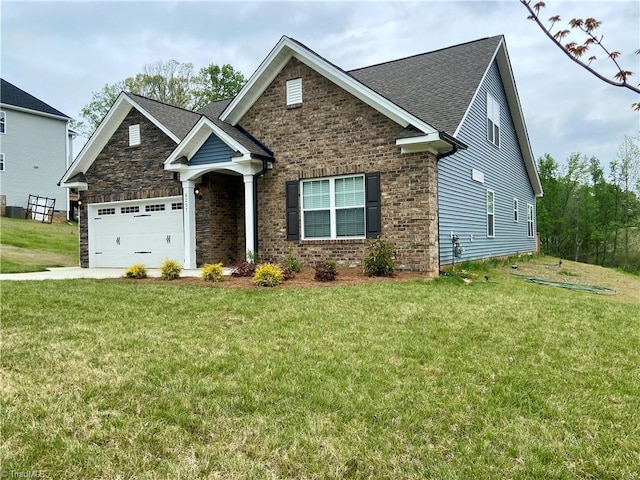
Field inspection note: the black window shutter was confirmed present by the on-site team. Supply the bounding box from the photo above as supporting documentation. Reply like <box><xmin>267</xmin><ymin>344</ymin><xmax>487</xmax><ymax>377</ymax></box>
<box><xmin>285</xmin><ymin>181</ymin><xmax>299</xmax><ymax>241</ymax></box>
<box><xmin>365</xmin><ymin>172</ymin><xmax>381</xmax><ymax>238</ymax></box>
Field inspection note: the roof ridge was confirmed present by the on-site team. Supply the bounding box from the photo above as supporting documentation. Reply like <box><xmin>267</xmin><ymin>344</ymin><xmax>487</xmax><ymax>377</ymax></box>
<box><xmin>125</xmin><ymin>92</ymin><xmax>201</xmax><ymax>116</ymax></box>
<box><xmin>348</xmin><ymin>35</ymin><xmax>503</xmax><ymax>73</ymax></box>
<box><xmin>0</xmin><ymin>77</ymin><xmax>71</xmax><ymax>119</ymax></box>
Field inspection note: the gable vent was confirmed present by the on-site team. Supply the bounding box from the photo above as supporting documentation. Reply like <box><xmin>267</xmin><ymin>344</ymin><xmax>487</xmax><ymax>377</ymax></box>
<box><xmin>129</xmin><ymin>124</ymin><xmax>141</xmax><ymax>146</ymax></box>
<box><xmin>286</xmin><ymin>78</ymin><xmax>302</xmax><ymax>105</ymax></box>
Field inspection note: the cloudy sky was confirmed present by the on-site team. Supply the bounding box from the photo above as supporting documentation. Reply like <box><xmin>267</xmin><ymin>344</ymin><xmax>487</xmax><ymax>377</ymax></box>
<box><xmin>2</xmin><ymin>0</ymin><xmax>638</xmax><ymax>168</ymax></box>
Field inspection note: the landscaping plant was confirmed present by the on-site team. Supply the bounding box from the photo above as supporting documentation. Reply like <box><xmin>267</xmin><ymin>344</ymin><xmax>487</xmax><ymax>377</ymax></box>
<box><xmin>253</xmin><ymin>262</ymin><xmax>284</xmax><ymax>287</ymax></box>
<box><xmin>284</xmin><ymin>244</ymin><xmax>301</xmax><ymax>274</ymax></box>
<box><xmin>159</xmin><ymin>258</ymin><xmax>182</xmax><ymax>280</ymax></box>
<box><xmin>363</xmin><ymin>235</ymin><xmax>396</xmax><ymax>277</ymax></box>
<box><xmin>314</xmin><ymin>259</ymin><xmax>338</xmax><ymax>282</ymax></box>
<box><xmin>124</xmin><ymin>263</ymin><xmax>148</xmax><ymax>279</ymax></box>
<box><xmin>201</xmin><ymin>263</ymin><xmax>224</xmax><ymax>282</ymax></box>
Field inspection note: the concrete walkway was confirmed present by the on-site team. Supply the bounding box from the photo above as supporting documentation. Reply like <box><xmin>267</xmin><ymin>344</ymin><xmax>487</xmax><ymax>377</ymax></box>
<box><xmin>0</xmin><ymin>266</ymin><xmax>232</xmax><ymax>281</ymax></box>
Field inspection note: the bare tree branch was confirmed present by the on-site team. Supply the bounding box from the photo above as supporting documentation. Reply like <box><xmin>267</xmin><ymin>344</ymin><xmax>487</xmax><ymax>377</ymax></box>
<box><xmin>520</xmin><ymin>0</ymin><xmax>640</xmax><ymax>110</ymax></box>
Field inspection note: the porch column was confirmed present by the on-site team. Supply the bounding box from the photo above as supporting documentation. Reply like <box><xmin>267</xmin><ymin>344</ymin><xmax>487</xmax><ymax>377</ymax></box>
<box><xmin>182</xmin><ymin>180</ymin><xmax>197</xmax><ymax>269</ymax></box>
<box><xmin>243</xmin><ymin>175</ymin><xmax>255</xmax><ymax>258</ymax></box>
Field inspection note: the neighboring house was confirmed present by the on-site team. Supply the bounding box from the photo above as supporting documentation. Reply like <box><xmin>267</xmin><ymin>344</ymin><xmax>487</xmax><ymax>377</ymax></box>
<box><xmin>1</xmin><ymin>78</ymin><xmax>74</xmax><ymax>219</ymax></box>
<box><xmin>60</xmin><ymin>35</ymin><xmax>542</xmax><ymax>274</ymax></box>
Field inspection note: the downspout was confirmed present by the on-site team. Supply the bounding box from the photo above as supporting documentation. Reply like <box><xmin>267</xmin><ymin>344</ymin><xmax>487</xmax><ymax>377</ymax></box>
<box><xmin>252</xmin><ymin>157</ymin><xmax>269</xmax><ymax>257</ymax></box>
<box><xmin>435</xmin><ymin>135</ymin><xmax>460</xmax><ymax>273</ymax></box>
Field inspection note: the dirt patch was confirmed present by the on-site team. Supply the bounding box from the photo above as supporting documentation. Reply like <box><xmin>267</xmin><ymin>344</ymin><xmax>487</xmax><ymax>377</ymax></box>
<box><xmin>499</xmin><ymin>256</ymin><xmax>640</xmax><ymax>303</ymax></box>
<box><xmin>119</xmin><ymin>267</ymin><xmax>428</xmax><ymax>289</ymax></box>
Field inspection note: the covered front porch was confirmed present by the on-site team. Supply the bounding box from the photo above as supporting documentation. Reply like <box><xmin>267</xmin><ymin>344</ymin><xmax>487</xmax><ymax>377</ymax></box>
<box><xmin>164</xmin><ymin>115</ymin><xmax>273</xmax><ymax>269</ymax></box>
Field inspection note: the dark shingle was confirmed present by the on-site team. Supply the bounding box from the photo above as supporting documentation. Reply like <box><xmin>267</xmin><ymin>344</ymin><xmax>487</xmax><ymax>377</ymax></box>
<box><xmin>1</xmin><ymin>78</ymin><xmax>70</xmax><ymax>119</ymax></box>
<box><xmin>349</xmin><ymin>36</ymin><xmax>503</xmax><ymax>134</ymax></box>
<box><xmin>198</xmin><ymin>100</ymin><xmax>273</xmax><ymax>158</ymax></box>
<box><xmin>125</xmin><ymin>93</ymin><xmax>201</xmax><ymax>140</ymax></box>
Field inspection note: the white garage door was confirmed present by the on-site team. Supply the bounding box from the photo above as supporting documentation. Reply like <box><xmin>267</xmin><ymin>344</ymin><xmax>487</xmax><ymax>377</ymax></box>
<box><xmin>88</xmin><ymin>196</ymin><xmax>184</xmax><ymax>268</ymax></box>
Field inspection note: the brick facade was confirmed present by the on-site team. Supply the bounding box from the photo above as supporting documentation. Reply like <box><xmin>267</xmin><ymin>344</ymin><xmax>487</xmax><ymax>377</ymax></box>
<box><xmin>79</xmin><ymin>109</ymin><xmax>181</xmax><ymax>267</ymax></box>
<box><xmin>240</xmin><ymin>58</ymin><xmax>440</xmax><ymax>275</ymax></box>
<box><xmin>195</xmin><ymin>172</ymin><xmax>245</xmax><ymax>265</ymax></box>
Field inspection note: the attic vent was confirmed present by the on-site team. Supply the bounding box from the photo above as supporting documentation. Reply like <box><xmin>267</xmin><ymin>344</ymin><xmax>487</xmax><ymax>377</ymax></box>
<box><xmin>286</xmin><ymin>78</ymin><xmax>302</xmax><ymax>106</ymax></box>
<box><xmin>129</xmin><ymin>124</ymin><xmax>141</xmax><ymax>146</ymax></box>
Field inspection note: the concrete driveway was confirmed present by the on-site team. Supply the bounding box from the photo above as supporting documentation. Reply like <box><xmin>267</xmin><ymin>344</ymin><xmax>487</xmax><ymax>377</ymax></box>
<box><xmin>0</xmin><ymin>266</ymin><xmax>209</xmax><ymax>281</ymax></box>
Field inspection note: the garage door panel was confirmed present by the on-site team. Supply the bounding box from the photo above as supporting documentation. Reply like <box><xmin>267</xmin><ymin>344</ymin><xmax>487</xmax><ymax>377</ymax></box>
<box><xmin>89</xmin><ymin>197</ymin><xmax>184</xmax><ymax>268</ymax></box>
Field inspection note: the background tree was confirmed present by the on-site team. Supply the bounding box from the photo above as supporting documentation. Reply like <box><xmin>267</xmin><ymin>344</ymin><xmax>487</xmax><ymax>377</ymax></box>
<box><xmin>536</xmin><ymin>137</ymin><xmax>640</xmax><ymax>272</ymax></box>
<box><xmin>520</xmin><ymin>0</ymin><xmax>640</xmax><ymax>110</ymax></box>
<box><xmin>194</xmin><ymin>64</ymin><xmax>247</xmax><ymax>108</ymax></box>
<box><xmin>74</xmin><ymin>60</ymin><xmax>246</xmax><ymax>137</ymax></box>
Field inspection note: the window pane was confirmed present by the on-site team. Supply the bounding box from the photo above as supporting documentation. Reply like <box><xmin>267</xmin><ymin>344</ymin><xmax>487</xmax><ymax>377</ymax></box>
<box><xmin>335</xmin><ymin>176</ymin><xmax>364</xmax><ymax>208</ymax></box>
<box><xmin>488</xmin><ymin>213</ymin><xmax>495</xmax><ymax>237</ymax></box>
<box><xmin>487</xmin><ymin>118</ymin><xmax>494</xmax><ymax>143</ymax></box>
<box><xmin>487</xmin><ymin>191</ymin><xmax>494</xmax><ymax>212</ymax></box>
<box><xmin>336</xmin><ymin>208</ymin><xmax>364</xmax><ymax>237</ymax></box>
<box><xmin>494</xmin><ymin>124</ymin><xmax>500</xmax><ymax>147</ymax></box>
<box><xmin>304</xmin><ymin>210</ymin><xmax>330</xmax><ymax>238</ymax></box>
<box><xmin>303</xmin><ymin>180</ymin><xmax>330</xmax><ymax>209</ymax></box>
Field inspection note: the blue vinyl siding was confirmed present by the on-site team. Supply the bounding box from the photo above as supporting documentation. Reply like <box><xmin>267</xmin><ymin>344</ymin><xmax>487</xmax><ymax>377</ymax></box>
<box><xmin>189</xmin><ymin>134</ymin><xmax>234</xmax><ymax>166</ymax></box>
<box><xmin>438</xmin><ymin>61</ymin><xmax>536</xmax><ymax>265</ymax></box>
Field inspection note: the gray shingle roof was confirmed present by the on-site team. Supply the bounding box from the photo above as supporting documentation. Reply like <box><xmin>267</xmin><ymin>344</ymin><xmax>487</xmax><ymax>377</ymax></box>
<box><xmin>1</xmin><ymin>78</ymin><xmax>70</xmax><ymax>119</ymax></box>
<box><xmin>125</xmin><ymin>93</ymin><xmax>201</xmax><ymax>140</ymax></box>
<box><xmin>349</xmin><ymin>36</ymin><xmax>503</xmax><ymax>134</ymax></box>
<box><xmin>198</xmin><ymin>100</ymin><xmax>273</xmax><ymax>158</ymax></box>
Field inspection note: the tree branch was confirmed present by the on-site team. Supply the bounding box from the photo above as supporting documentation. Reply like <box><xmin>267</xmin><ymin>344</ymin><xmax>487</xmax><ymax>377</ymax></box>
<box><xmin>520</xmin><ymin>0</ymin><xmax>640</xmax><ymax>99</ymax></box>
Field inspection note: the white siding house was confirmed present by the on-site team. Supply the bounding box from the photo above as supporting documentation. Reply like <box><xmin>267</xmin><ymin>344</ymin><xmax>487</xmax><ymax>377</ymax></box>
<box><xmin>1</xmin><ymin>78</ymin><xmax>73</xmax><ymax>219</ymax></box>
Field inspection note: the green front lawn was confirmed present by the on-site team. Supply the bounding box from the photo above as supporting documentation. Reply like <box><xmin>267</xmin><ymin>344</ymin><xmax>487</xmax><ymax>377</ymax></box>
<box><xmin>2</xmin><ymin>274</ymin><xmax>639</xmax><ymax>478</ymax></box>
<box><xmin>0</xmin><ymin>217</ymin><xmax>79</xmax><ymax>273</ymax></box>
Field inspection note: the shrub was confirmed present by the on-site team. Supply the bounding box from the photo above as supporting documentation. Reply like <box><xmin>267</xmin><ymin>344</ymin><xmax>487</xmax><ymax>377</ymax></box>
<box><xmin>314</xmin><ymin>259</ymin><xmax>338</xmax><ymax>282</ymax></box>
<box><xmin>201</xmin><ymin>263</ymin><xmax>224</xmax><ymax>282</ymax></box>
<box><xmin>231</xmin><ymin>259</ymin><xmax>256</xmax><ymax>277</ymax></box>
<box><xmin>284</xmin><ymin>245</ymin><xmax>301</xmax><ymax>275</ymax></box>
<box><xmin>253</xmin><ymin>262</ymin><xmax>284</xmax><ymax>287</ymax></box>
<box><xmin>124</xmin><ymin>263</ymin><xmax>148</xmax><ymax>279</ymax></box>
<box><xmin>159</xmin><ymin>258</ymin><xmax>182</xmax><ymax>280</ymax></box>
<box><xmin>363</xmin><ymin>236</ymin><xmax>396</xmax><ymax>277</ymax></box>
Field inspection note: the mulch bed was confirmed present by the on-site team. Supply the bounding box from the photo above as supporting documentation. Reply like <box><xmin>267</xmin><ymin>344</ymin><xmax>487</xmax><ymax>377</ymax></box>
<box><xmin>118</xmin><ymin>267</ymin><xmax>427</xmax><ymax>289</ymax></box>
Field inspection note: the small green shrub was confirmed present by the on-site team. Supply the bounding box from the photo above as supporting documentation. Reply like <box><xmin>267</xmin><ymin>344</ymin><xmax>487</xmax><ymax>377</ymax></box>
<box><xmin>201</xmin><ymin>263</ymin><xmax>224</xmax><ymax>282</ymax></box>
<box><xmin>285</xmin><ymin>245</ymin><xmax>301</xmax><ymax>274</ymax></box>
<box><xmin>363</xmin><ymin>236</ymin><xmax>396</xmax><ymax>277</ymax></box>
<box><xmin>253</xmin><ymin>262</ymin><xmax>284</xmax><ymax>287</ymax></box>
<box><xmin>159</xmin><ymin>258</ymin><xmax>182</xmax><ymax>280</ymax></box>
<box><xmin>314</xmin><ymin>259</ymin><xmax>338</xmax><ymax>282</ymax></box>
<box><xmin>124</xmin><ymin>263</ymin><xmax>148</xmax><ymax>279</ymax></box>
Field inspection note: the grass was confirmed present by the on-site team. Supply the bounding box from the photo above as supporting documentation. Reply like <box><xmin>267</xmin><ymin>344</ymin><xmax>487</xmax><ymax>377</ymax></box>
<box><xmin>2</xmin><ymin>270</ymin><xmax>639</xmax><ymax>479</ymax></box>
<box><xmin>0</xmin><ymin>217</ymin><xmax>78</xmax><ymax>273</ymax></box>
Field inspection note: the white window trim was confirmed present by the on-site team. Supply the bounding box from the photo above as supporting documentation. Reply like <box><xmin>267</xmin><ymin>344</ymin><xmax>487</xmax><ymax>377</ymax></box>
<box><xmin>129</xmin><ymin>124</ymin><xmax>141</xmax><ymax>146</ymax></box>
<box><xmin>486</xmin><ymin>92</ymin><xmax>500</xmax><ymax>148</ymax></box>
<box><xmin>286</xmin><ymin>78</ymin><xmax>303</xmax><ymax>106</ymax></box>
<box><xmin>527</xmin><ymin>203</ymin><xmax>535</xmax><ymax>238</ymax></box>
<box><xmin>0</xmin><ymin>111</ymin><xmax>5</xmax><ymax>134</ymax></box>
<box><xmin>487</xmin><ymin>189</ymin><xmax>495</xmax><ymax>238</ymax></box>
<box><xmin>513</xmin><ymin>198</ymin><xmax>519</xmax><ymax>222</ymax></box>
<box><xmin>0</xmin><ymin>153</ymin><xmax>5</xmax><ymax>172</ymax></box>
<box><xmin>301</xmin><ymin>174</ymin><xmax>366</xmax><ymax>240</ymax></box>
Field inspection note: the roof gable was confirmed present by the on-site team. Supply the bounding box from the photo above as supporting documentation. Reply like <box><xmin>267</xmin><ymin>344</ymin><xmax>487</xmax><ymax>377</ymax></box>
<box><xmin>1</xmin><ymin>78</ymin><xmax>70</xmax><ymax>119</ymax></box>
<box><xmin>60</xmin><ymin>93</ymin><xmax>197</xmax><ymax>185</ymax></box>
<box><xmin>220</xmin><ymin>36</ymin><xmax>440</xmax><ymax>138</ymax></box>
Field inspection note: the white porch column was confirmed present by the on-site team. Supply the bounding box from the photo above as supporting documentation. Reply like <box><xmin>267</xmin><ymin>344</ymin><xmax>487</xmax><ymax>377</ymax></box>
<box><xmin>182</xmin><ymin>180</ymin><xmax>197</xmax><ymax>269</ymax></box>
<box><xmin>243</xmin><ymin>175</ymin><xmax>255</xmax><ymax>258</ymax></box>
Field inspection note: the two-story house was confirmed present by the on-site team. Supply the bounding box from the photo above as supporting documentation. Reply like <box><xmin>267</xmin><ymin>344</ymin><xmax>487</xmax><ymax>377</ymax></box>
<box><xmin>1</xmin><ymin>78</ymin><xmax>74</xmax><ymax>220</ymax></box>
